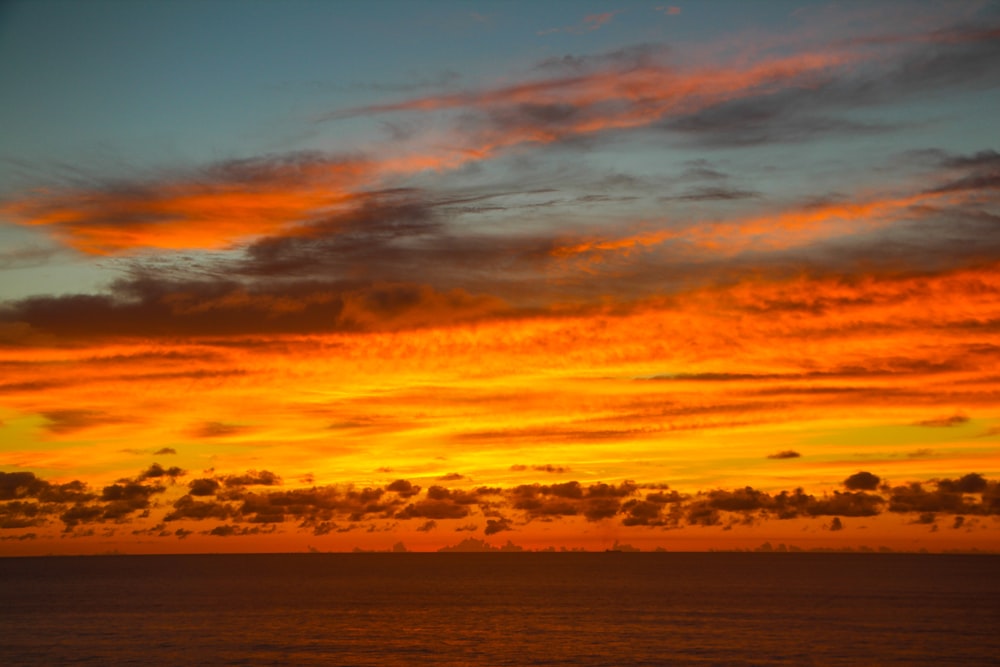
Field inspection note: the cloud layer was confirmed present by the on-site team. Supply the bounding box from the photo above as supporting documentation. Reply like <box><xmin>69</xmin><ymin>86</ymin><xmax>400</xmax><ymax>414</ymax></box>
<box><xmin>1</xmin><ymin>4</ymin><xmax>998</xmax><ymax>553</ymax></box>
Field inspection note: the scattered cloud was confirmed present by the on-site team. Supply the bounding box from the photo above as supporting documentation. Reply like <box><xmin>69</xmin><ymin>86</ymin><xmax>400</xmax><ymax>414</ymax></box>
<box><xmin>2</xmin><ymin>468</ymin><xmax>997</xmax><ymax>542</ymax></box>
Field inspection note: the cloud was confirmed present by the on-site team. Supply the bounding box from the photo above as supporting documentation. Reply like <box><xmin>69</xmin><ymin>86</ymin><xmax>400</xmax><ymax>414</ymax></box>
<box><xmin>221</xmin><ymin>470</ymin><xmax>282</xmax><ymax>487</ymax></box>
<box><xmin>484</xmin><ymin>517</ymin><xmax>512</xmax><ymax>535</ymax></box>
<box><xmin>386</xmin><ymin>479</ymin><xmax>421</xmax><ymax>497</ymax></box>
<box><xmin>207</xmin><ymin>524</ymin><xmax>275</xmax><ymax>537</ymax></box>
<box><xmin>936</xmin><ymin>473</ymin><xmax>987</xmax><ymax>494</ymax></box>
<box><xmin>0</xmin><ymin>152</ymin><xmax>376</xmax><ymax>255</ymax></box>
<box><xmin>0</xmin><ymin>245</ymin><xmax>58</xmax><ymax>270</ymax></box>
<box><xmin>621</xmin><ymin>499</ymin><xmax>671</xmax><ymax>527</ymax></box>
<box><xmin>913</xmin><ymin>414</ymin><xmax>970</xmax><ymax>427</ymax></box>
<box><xmin>3</xmin><ymin>469</ymin><xmax>998</xmax><ymax>542</ymax></box>
<box><xmin>0</xmin><ymin>472</ymin><xmax>50</xmax><ymax>500</ymax></box>
<box><xmin>40</xmin><ymin>409</ymin><xmax>126</xmax><ymax>434</ymax></box>
<box><xmin>885</xmin><ymin>480</ymin><xmax>993</xmax><ymax>515</ymax></box>
<box><xmin>189</xmin><ymin>422</ymin><xmax>252</xmax><ymax>438</ymax></box>
<box><xmin>844</xmin><ymin>472</ymin><xmax>881</xmax><ymax>491</ymax></box>
<box><xmin>907</xmin><ymin>449</ymin><xmax>935</xmax><ymax>459</ymax></box>
<box><xmin>164</xmin><ymin>495</ymin><xmax>233</xmax><ymax>521</ymax></box>
<box><xmin>138</xmin><ymin>463</ymin><xmax>185</xmax><ymax>481</ymax></box>
<box><xmin>3</xmin><ymin>143</ymin><xmax>997</xmax><ymax>350</ymax></box>
<box><xmin>659</xmin><ymin>187</ymin><xmax>761</xmax><ymax>202</ymax></box>
<box><xmin>511</xmin><ymin>464</ymin><xmax>572</xmax><ymax>473</ymax></box>
<box><xmin>396</xmin><ymin>498</ymin><xmax>471</xmax><ymax>520</ymax></box>
<box><xmin>438</xmin><ymin>537</ymin><xmax>495</xmax><ymax>551</ymax></box>
<box><xmin>153</xmin><ymin>447</ymin><xmax>177</xmax><ymax>455</ymax></box>
<box><xmin>0</xmin><ymin>274</ymin><xmax>512</xmax><ymax>341</ymax></box>
<box><xmin>767</xmin><ymin>450</ymin><xmax>801</xmax><ymax>459</ymax></box>
<box><xmin>325</xmin><ymin>43</ymin><xmax>851</xmax><ymax>162</ymax></box>
<box><xmin>662</xmin><ymin>26</ymin><xmax>1000</xmax><ymax>148</ymax></box>
<box><xmin>509</xmin><ymin>480</ymin><xmax>637</xmax><ymax>523</ymax></box>
<box><xmin>187</xmin><ymin>478</ymin><xmax>221</xmax><ymax>497</ymax></box>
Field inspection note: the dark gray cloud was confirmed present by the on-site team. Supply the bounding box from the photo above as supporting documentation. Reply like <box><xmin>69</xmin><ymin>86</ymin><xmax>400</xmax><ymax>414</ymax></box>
<box><xmin>164</xmin><ymin>495</ymin><xmax>233</xmax><ymax>522</ymax></box>
<box><xmin>396</xmin><ymin>498</ymin><xmax>470</xmax><ymax>520</ymax></box>
<box><xmin>138</xmin><ymin>463</ymin><xmax>185</xmax><ymax>481</ymax></box>
<box><xmin>844</xmin><ymin>471</ymin><xmax>881</xmax><ymax>491</ymax></box>
<box><xmin>188</xmin><ymin>478</ymin><xmax>221</xmax><ymax>497</ymax></box>
<box><xmin>767</xmin><ymin>450</ymin><xmax>801</xmax><ymax>460</ymax></box>
<box><xmin>207</xmin><ymin>524</ymin><xmax>275</xmax><ymax>537</ymax></box>
<box><xmin>220</xmin><ymin>470</ymin><xmax>282</xmax><ymax>488</ymax></box>
<box><xmin>937</xmin><ymin>473</ymin><xmax>987</xmax><ymax>494</ymax></box>
<box><xmin>509</xmin><ymin>480</ymin><xmax>637</xmax><ymax>522</ymax></box>
<box><xmin>484</xmin><ymin>517</ymin><xmax>512</xmax><ymax>535</ymax></box>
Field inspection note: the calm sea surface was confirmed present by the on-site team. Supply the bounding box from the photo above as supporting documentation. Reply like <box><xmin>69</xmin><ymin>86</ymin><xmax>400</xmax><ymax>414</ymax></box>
<box><xmin>1</xmin><ymin>552</ymin><xmax>997</xmax><ymax>665</ymax></box>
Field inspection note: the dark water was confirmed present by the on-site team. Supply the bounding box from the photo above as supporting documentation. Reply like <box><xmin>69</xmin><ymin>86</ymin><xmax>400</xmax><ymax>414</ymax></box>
<box><xmin>1</xmin><ymin>553</ymin><xmax>998</xmax><ymax>665</ymax></box>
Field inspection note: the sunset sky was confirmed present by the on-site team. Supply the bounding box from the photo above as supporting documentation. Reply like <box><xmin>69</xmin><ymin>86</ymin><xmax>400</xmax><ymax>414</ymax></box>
<box><xmin>1</xmin><ymin>0</ymin><xmax>999</xmax><ymax>555</ymax></box>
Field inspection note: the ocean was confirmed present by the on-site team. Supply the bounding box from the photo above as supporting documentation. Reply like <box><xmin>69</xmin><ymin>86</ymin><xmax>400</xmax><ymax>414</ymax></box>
<box><xmin>1</xmin><ymin>552</ymin><xmax>997</xmax><ymax>665</ymax></box>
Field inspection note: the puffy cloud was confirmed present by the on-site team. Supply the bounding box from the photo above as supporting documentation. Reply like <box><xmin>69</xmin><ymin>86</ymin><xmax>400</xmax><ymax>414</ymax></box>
<box><xmin>188</xmin><ymin>478</ymin><xmax>221</xmax><ymax>497</ymax></box>
<box><xmin>207</xmin><ymin>524</ymin><xmax>275</xmax><ymax>537</ymax></box>
<box><xmin>386</xmin><ymin>479</ymin><xmax>421</xmax><ymax>497</ymax></box>
<box><xmin>484</xmin><ymin>518</ymin><xmax>512</xmax><ymax>535</ymax></box>
<box><xmin>937</xmin><ymin>473</ymin><xmax>987</xmax><ymax>494</ymax></box>
<box><xmin>221</xmin><ymin>470</ymin><xmax>282</xmax><ymax>488</ymax></box>
<box><xmin>532</xmin><ymin>464</ymin><xmax>571</xmax><ymax>473</ymax></box>
<box><xmin>844</xmin><ymin>472</ymin><xmax>881</xmax><ymax>491</ymax></box>
<box><xmin>0</xmin><ymin>472</ymin><xmax>50</xmax><ymax>500</ymax></box>
<box><xmin>2</xmin><ymin>468</ymin><xmax>998</xmax><ymax>542</ymax></box>
<box><xmin>138</xmin><ymin>463</ymin><xmax>186</xmax><ymax>481</ymax></box>
<box><xmin>164</xmin><ymin>495</ymin><xmax>233</xmax><ymax>521</ymax></box>
<box><xmin>396</xmin><ymin>499</ymin><xmax>470</xmax><ymax>520</ymax></box>
<box><xmin>620</xmin><ymin>499</ymin><xmax>668</xmax><ymax>527</ymax></box>
<box><xmin>767</xmin><ymin>450</ymin><xmax>801</xmax><ymax>459</ymax></box>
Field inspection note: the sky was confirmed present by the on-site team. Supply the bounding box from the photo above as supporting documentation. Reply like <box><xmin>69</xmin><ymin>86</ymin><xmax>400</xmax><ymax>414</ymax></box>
<box><xmin>1</xmin><ymin>0</ymin><xmax>999</xmax><ymax>555</ymax></box>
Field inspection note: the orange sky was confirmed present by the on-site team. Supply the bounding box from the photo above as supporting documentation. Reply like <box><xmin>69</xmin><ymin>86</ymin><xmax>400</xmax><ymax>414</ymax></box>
<box><xmin>1</xmin><ymin>1</ymin><xmax>999</xmax><ymax>555</ymax></box>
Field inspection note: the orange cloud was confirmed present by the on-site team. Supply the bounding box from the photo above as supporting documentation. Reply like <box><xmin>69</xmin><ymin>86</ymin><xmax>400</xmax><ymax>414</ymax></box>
<box><xmin>1</xmin><ymin>157</ymin><xmax>375</xmax><ymax>255</ymax></box>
